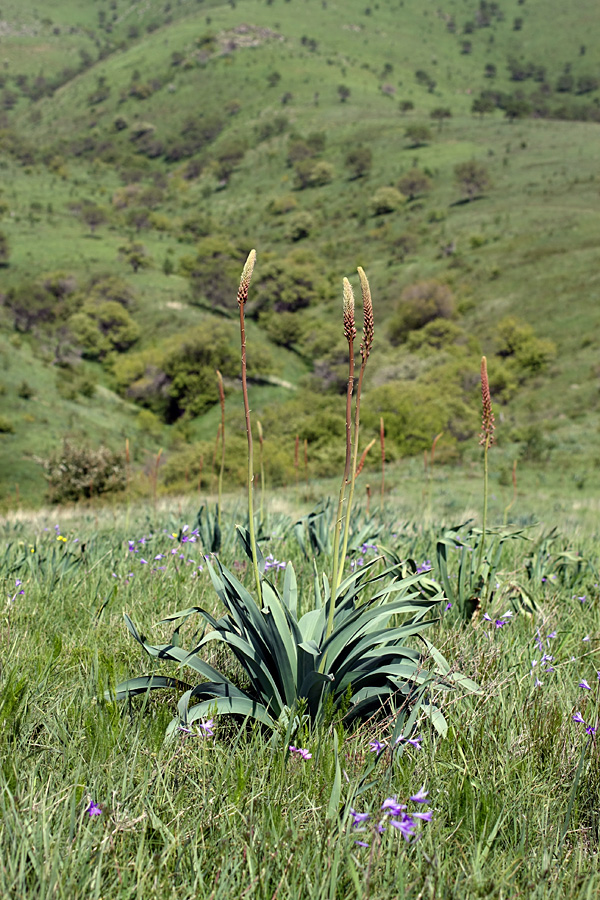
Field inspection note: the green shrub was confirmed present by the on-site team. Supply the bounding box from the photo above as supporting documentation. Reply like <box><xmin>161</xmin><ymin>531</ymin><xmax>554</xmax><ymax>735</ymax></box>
<box><xmin>496</xmin><ymin>317</ymin><xmax>557</xmax><ymax>376</ymax></box>
<box><xmin>370</xmin><ymin>186</ymin><xmax>406</xmax><ymax>215</ymax></box>
<box><xmin>284</xmin><ymin>211</ymin><xmax>313</xmax><ymax>241</ymax></box>
<box><xmin>389</xmin><ymin>280</ymin><xmax>455</xmax><ymax>344</ymax></box>
<box><xmin>17</xmin><ymin>380</ymin><xmax>34</xmax><ymax>399</ymax></box>
<box><xmin>267</xmin><ymin>193</ymin><xmax>298</xmax><ymax>215</ymax></box>
<box><xmin>40</xmin><ymin>441</ymin><xmax>125</xmax><ymax>502</ymax></box>
<box><xmin>293</xmin><ymin>159</ymin><xmax>335</xmax><ymax>189</ymax></box>
<box><xmin>0</xmin><ymin>415</ymin><xmax>15</xmax><ymax>433</ymax></box>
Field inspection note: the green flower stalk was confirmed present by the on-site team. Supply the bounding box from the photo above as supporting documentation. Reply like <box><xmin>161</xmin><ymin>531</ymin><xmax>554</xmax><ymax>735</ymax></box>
<box><xmin>380</xmin><ymin>416</ymin><xmax>385</xmax><ymax>516</ymax></box>
<box><xmin>216</xmin><ymin>369</ymin><xmax>225</xmax><ymax>528</ymax></box>
<box><xmin>476</xmin><ymin>356</ymin><xmax>495</xmax><ymax>572</ymax></box>
<box><xmin>257</xmin><ymin>420</ymin><xmax>265</xmax><ymax>527</ymax></box>
<box><xmin>328</xmin><ymin>277</ymin><xmax>356</xmax><ymax>639</ymax></box>
<box><xmin>339</xmin><ymin>267</ymin><xmax>374</xmax><ymax>589</ymax></box>
<box><xmin>237</xmin><ymin>249</ymin><xmax>261</xmax><ymax>603</ymax></box>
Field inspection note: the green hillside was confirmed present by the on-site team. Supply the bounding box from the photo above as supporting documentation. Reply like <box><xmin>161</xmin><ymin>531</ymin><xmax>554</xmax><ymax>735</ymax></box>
<box><xmin>1</xmin><ymin>0</ymin><xmax>600</xmax><ymax>509</ymax></box>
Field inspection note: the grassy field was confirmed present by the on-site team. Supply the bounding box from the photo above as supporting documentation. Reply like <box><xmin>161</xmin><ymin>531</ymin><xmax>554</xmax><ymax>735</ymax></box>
<box><xmin>2</xmin><ymin>475</ymin><xmax>600</xmax><ymax>899</ymax></box>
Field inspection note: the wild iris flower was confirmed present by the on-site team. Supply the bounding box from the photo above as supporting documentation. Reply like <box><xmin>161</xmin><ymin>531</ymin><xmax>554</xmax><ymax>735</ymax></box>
<box><xmin>289</xmin><ymin>746</ymin><xmax>312</xmax><ymax>760</ymax></box>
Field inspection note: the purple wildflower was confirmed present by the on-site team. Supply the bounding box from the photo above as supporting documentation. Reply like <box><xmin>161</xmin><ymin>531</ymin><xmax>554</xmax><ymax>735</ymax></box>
<box><xmin>289</xmin><ymin>746</ymin><xmax>312</xmax><ymax>760</ymax></box>
<box><xmin>409</xmin><ymin>786</ymin><xmax>429</xmax><ymax>804</ymax></box>
<box><xmin>572</xmin><ymin>712</ymin><xmax>585</xmax><ymax>724</ymax></box>
<box><xmin>412</xmin><ymin>809</ymin><xmax>433</xmax><ymax>822</ymax></box>
<box><xmin>369</xmin><ymin>740</ymin><xmax>386</xmax><ymax>756</ymax></box>
<box><xmin>87</xmin><ymin>801</ymin><xmax>102</xmax><ymax>817</ymax></box>
<box><xmin>349</xmin><ymin>809</ymin><xmax>370</xmax><ymax>826</ymax></box>
<box><xmin>586</xmin><ymin>725</ymin><xmax>597</xmax><ymax>736</ymax></box>
<box><xmin>579</xmin><ymin>680</ymin><xmax>592</xmax><ymax>690</ymax></box>
<box><xmin>381</xmin><ymin>797</ymin><xmax>406</xmax><ymax>816</ymax></box>
<box><xmin>390</xmin><ymin>814</ymin><xmax>417</xmax><ymax>842</ymax></box>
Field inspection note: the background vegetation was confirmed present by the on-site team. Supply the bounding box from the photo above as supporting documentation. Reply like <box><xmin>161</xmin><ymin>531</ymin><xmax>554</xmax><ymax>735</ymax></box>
<box><xmin>0</xmin><ymin>0</ymin><xmax>599</xmax><ymax>510</ymax></box>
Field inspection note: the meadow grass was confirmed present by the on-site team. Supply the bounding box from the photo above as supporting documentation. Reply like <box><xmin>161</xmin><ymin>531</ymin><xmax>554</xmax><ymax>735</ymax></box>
<box><xmin>1</xmin><ymin>490</ymin><xmax>600</xmax><ymax>899</ymax></box>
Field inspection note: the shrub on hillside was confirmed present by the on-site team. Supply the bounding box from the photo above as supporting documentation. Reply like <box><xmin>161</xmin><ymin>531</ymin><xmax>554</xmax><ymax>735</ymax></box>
<box><xmin>370</xmin><ymin>187</ymin><xmax>406</xmax><ymax>216</ymax></box>
<box><xmin>389</xmin><ymin>280</ymin><xmax>455</xmax><ymax>344</ymax></box>
<box><xmin>284</xmin><ymin>211</ymin><xmax>314</xmax><ymax>242</ymax></box>
<box><xmin>496</xmin><ymin>317</ymin><xmax>556</xmax><ymax>376</ymax></box>
<box><xmin>40</xmin><ymin>441</ymin><xmax>125</xmax><ymax>502</ymax></box>
<box><xmin>293</xmin><ymin>159</ymin><xmax>335</xmax><ymax>189</ymax></box>
<box><xmin>249</xmin><ymin>251</ymin><xmax>333</xmax><ymax>318</ymax></box>
<box><xmin>68</xmin><ymin>302</ymin><xmax>140</xmax><ymax>359</ymax></box>
<box><xmin>180</xmin><ymin>236</ymin><xmax>244</xmax><ymax>310</ymax></box>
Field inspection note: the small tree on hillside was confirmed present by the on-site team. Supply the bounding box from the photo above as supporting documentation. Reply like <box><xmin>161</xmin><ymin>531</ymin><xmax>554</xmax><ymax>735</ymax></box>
<box><xmin>0</xmin><ymin>231</ymin><xmax>9</xmax><ymax>266</ymax></box>
<box><xmin>80</xmin><ymin>203</ymin><xmax>108</xmax><ymax>234</ymax></box>
<box><xmin>344</xmin><ymin>146</ymin><xmax>372</xmax><ymax>179</ymax></box>
<box><xmin>119</xmin><ymin>242</ymin><xmax>152</xmax><ymax>273</ymax></box>
<box><xmin>454</xmin><ymin>160</ymin><xmax>491</xmax><ymax>201</ymax></box>
<box><xmin>397</xmin><ymin>168</ymin><xmax>432</xmax><ymax>201</ymax></box>
<box><xmin>471</xmin><ymin>95</ymin><xmax>496</xmax><ymax>117</ymax></box>
<box><xmin>430</xmin><ymin>107</ymin><xmax>452</xmax><ymax>129</ymax></box>
<box><xmin>337</xmin><ymin>84</ymin><xmax>351</xmax><ymax>103</ymax></box>
<box><xmin>404</xmin><ymin>125</ymin><xmax>433</xmax><ymax>148</ymax></box>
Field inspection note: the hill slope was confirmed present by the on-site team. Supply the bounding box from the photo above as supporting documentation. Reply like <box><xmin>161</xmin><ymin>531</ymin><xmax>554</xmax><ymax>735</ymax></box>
<box><xmin>1</xmin><ymin>0</ymin><xmax>600</xmax><ymax>508</ymax></box>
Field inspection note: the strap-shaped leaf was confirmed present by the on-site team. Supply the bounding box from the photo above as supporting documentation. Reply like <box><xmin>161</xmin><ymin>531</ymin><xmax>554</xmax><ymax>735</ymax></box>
<box><xmin>421</xmin><ymin>702</ymin><xmax>448</xmax><ymax>737</ymax></box>
<box><xmin>108</xmin><ymin>675</ymin><xmax>193</xmax><ymax>701</ymax></box>
<box><xmin>194</xmin><ymin>629</ymin><xmax>285</xmax><ymax>713</ymax></box>
<box><xmin>235</xmin><ymin>525</ymin><xmax>265</xmax><ymax>573</ymax></box>
<box><xmin>282</xmin><ymin>563</ymin><xmax>298</xmax><ymax>618</ymax></box>
<box><xmin>165</xmin><ymin>695</ymin><xmax>276</xmax><ymax>739</ymax></box>
<box><xmin>298</xmin><ymin>608</ymin><xmax>326</xmax><ymax>644</ymax></box>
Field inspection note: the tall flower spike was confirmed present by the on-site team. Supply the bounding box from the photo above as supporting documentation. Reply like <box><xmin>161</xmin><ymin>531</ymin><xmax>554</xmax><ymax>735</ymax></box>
<box><xmin>479</xmin><ymin>356</ymin><xmax>495</xmax><ymax>446</ymax></box>
<box><xmin>342</xmin><ymin>277</ymin><xmax>357</xmax><ymax>343</ymax></box>
<box><xmin>357</xmin><ymin>266</ymin><xmax>374</xmax><ymax>363</ymax></box>
<box><xmin>237</xmin><ymin>249</ymin><xmax>256</xmax><ymax>306</ymax></box>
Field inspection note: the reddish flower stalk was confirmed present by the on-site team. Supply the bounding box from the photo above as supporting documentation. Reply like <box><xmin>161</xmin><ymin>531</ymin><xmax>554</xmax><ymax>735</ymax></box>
<box><xmin>479</xmin><ymin>356</ymin><xmax>495</xmax><ymax>447</ymax></box>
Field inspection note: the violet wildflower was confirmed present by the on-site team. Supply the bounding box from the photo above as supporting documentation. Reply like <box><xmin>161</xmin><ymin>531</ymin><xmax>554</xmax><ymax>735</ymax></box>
<box><xmin>579</xmin><ymin>680</ymin><xmax>591</xmax><ymax>690</ymax></box>
<box><xmin>87</xmin><ymin>801</ymin><xmax>102</xmax><ymax>817</ymax></box>
<box><xmin>586</xmin><ymin>725</ymin><xmax>597</xmax><ymax>736</ymax></box>
<box><xmin>409</xmin><ymin>786</ymin><xmax>429</xmax><ymax>804</ymax></box>
<box><xmin>349</xmin><ymin>809</ymin><xmax>370</xmax><ymax>826</ymax></box>
<box><xmin>390</xmin><ymin>814</ymin><xmax>417</xmax><ymax>842</ymax></box>
<box><xmin>583</xmin><ymin>635</ymin><xmax>590</xmax><ymax>642</ymax></box>
<box><xmin>572</xmin><ymin>712</ymin><xmax>585</xmax><ymax>724</ymax></box>
<box><xmin>412</xmin><ymin>809</ymin><xmax>433</xmax><ymax>822</ymax></box>
<box><xmin>495</xmin><ymin>619</ymin><xmax>506</xmax><ymax>628</ymax></box>
<box><xmin>445</xmin><ymin>602</ymin><xmax>452</xmax><ymax>610</ymax></box>
<box><xmin>289</xmin><ymin>746</ymin><xmax>312</xmax><ymax>760</ymax></box>
<box><xmin>381</xmin><ymin>797</ymin><xmax>406</xmax><ymax>816</ymax></box>
<box><xmin>369</xmin><ymin>739</ymin><xmax>386</xmax><ymax>756</ymax></box>
<box><xmin>534</xmin><ymin>677</ymin><xmax>543</xmax><ymax>687</ymax></box>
